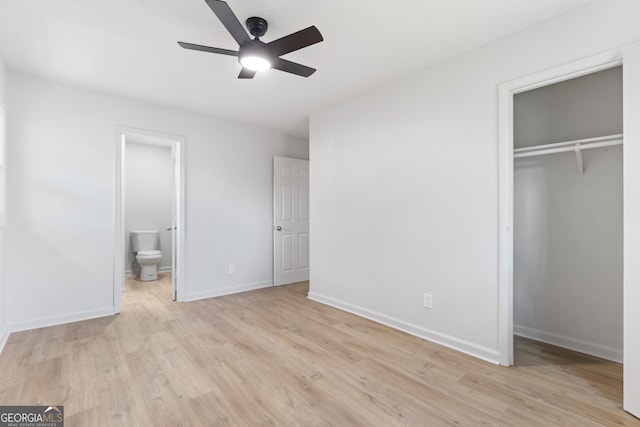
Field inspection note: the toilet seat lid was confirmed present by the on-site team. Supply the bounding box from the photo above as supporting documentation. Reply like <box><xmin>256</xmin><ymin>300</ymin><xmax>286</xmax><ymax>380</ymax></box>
<box><xmin>137</xmin><ymin>250</ymin><xmax>161</xmax><ymax>256</ymax></box>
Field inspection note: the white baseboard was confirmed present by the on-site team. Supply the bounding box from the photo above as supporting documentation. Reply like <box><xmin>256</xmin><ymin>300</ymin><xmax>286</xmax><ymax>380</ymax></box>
<box><xmin>184</xmin><ymin>280</ymin><xmax>273</xmax><ymax>302</ymax></box>
<box><xmin>8</xmin><ymin>307</ymin><xmax>115</xmax><ymax>333</ymax></box>
<box><xmin>0</xmin><ymin>325</ymin><xmax>9</xmax><ymax>355</ymax></box>
<box><xmin>125</xmin><ymin>266</ymin><xmax>172</xmax><ymax>276</ymax></box>
<box><xmin>307</xmin><ymin>291</ymin><xmax>500</xmax><ymax>365</ymax></box>
<box><xmin>514</xmin><ymin>324</ymin><xmax>623</xmax><ymax>363</ymax></box>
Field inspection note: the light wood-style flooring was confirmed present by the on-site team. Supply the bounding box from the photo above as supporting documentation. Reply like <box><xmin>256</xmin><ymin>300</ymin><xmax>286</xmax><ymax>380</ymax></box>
<box><xmin>0</xmin><ymin>273</ymin><xmax>637</xmax><ymax>426</ymax></box>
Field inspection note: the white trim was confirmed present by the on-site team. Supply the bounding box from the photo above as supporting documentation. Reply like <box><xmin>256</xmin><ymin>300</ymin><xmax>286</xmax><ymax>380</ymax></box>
<box><xmin>0</xmin><ymin>326</ymin><xmax>9</xmax><ymax>354</ymax></box>
<box><xmin>175</xmin><ymin>136</ymin><xmax>186</xmax><ymax>302</ymax></box>
<box><xmin>125</xmin><ymin>266</ymin><xmax>172</xmax><ymax>276</ymax></box>
<box><xmin>514</xmin><ymin>324</ymin><xmax>623</xmax><ymax>363</ymax></box>
<box><xmin>184</xmin><ymin>281</ymin><xmax>273</xmax><ymax>302</ymax></box>
<box><xmin>8</xmin><ymin>307</ymin><xmax>114</xmax><ymax>333</ymax></box>
<box><xmin>308</xmin><ymin>292</ymin><xmax>500</xmax><ymax>365</ymax></box>
<box><xmin>115</xmin><ymin>126</ymin><xmax>187</xmax><ymax>312</ymax></box>
<box><xmin>498</xmin><ymin>74</ymin><xmax>515</xmax><ymax>366</ymax></box>
<box><xmin>503</xmin><ymin>52</ymin><xmax>623</xmax><ymax>95</ymax></box>
<box><xmin>622</xmin><ymin>42</ymin><xmax>640</xmax><ymax>417</ymax></box>
<box><xmin>498</xmin><ymin>50</ymin><xmax>624</xmax><ymax>367</ymax></box>
<box><xmin>114</xmin><ymin>132</ymin><xmax>125</xmax><ymax>314</ymax></box>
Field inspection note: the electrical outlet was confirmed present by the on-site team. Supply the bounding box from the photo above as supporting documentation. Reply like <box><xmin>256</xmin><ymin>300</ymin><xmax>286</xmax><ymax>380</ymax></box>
<box><xmin>228</xmin><ymin>264</ymin><xmax>235</xmax><ymax>274</ymax></box>
<box><xmin>423</xmin><ymin>293</ymin><xmax>433</xmax><ymax>309</ymax></box>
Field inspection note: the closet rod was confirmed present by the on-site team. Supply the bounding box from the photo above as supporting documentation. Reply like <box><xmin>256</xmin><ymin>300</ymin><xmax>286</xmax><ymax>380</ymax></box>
<box><xmin>514</xmin><ymin>134</ymin><xmax>623</xmax><ymax>159</ymax></box>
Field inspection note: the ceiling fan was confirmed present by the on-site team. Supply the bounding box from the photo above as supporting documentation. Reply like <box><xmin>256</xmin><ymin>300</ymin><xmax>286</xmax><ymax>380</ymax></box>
<box><xmin>178</xmin><ymin>0</ymin><xmax>324</xmax><ymax>79</ymax></box>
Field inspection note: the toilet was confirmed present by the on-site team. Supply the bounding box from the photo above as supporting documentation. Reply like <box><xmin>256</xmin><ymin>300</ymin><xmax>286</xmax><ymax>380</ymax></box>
<box><xmin>130</xmin><ymin>230</ymin><xmax>162</xmax><ymax>281</ymax></box>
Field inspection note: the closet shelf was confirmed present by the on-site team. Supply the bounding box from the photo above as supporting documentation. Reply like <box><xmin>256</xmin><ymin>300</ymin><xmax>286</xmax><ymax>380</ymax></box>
<box><xmin>514</xmin><ymin>133</ymin><xmax>623</xmax><ymax>180</ymax></box>
<box><xmin>513</xmin><ymin>134</ymin><xmax>623</xmax><ymax>158</ymax></box>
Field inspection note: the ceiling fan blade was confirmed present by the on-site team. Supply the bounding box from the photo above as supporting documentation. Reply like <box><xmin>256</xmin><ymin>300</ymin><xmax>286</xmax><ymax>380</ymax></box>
<box><xmin>205</xmin><ymin>0</ymin><xmax>251</xmax><ymax>46</ymax></box>
<box><xmin>267</xmin><ymin>26</ymin><xmax>323</xmax><ymax>56</ymax></box>
<box><xmin>238</xmin><ymin>68</ymin><xmax>257</xmax><ymax>79</ymax></box>
<box><xmin>178</xmin><ymin>41</ymin><xmax>239</xmax><ymax>56</ymax></box>
<box><xmin>272</xmin><ymin>58</ymin><xmax>316</xmax><ymax>77</ymax></box>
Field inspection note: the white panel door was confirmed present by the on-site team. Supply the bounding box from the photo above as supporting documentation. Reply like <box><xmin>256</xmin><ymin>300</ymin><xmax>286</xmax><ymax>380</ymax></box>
<box><xmin>273</xmin><ymin>156</ymin><xmax>310</xmax><ymax>286</ymax></box>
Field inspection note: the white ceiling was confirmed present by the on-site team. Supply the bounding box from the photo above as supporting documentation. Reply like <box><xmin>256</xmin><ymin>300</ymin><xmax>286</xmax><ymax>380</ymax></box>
<box><xmin>0</xmin><ymin>0</ymin><xmax>590</xmax><ymax>137</ymax></box>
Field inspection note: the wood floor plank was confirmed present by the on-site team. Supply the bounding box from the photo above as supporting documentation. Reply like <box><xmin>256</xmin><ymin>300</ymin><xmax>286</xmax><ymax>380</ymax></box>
<box><xmin>0</xmin><ymin>273</ymin><xmax>638</xmax><ymax>426</ymax></box>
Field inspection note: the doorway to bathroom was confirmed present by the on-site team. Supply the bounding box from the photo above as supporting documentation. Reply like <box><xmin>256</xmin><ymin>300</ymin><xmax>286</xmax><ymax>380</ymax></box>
<box><xmin>114</xmin><ymin>127</ymin><xmax>185</xmax><ymax>312</ymax></box>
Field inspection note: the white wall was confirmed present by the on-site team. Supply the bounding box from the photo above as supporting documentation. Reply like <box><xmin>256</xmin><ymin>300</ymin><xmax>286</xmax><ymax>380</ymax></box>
<box><xmin>125</xmin><ymin>141</ymin><xmax>173</xmax><ymax>274</ymax></box>
<box><xmin>309</xmin><ymin>0</ymin><xmax>640</xmax><ymax>365</ymax></box>
<box><xmin>6</xmin><ymin>72</ymin><xmax>308</xmax><ymax>330</ymax></box>
<box><xmin>0</xmin><ymin>55</ymin><xmax>7</xmax><ymax>351</ymax></box>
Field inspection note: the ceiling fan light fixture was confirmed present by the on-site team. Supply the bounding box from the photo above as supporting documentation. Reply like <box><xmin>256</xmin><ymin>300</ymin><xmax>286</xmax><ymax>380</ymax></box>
<box><xmin>239</xmin><ymin>55</ymin><xmax>271</xmax><ymax>71</ymax></box>
<box><xmin>238</xmin><ymin>40</ymin><xmax>273</xmax><ymax>72</ymax></box>
<box><xmin>179</xmin><ymin>0</ymin><xmax>323</xmax><ymax>78</ymax></box>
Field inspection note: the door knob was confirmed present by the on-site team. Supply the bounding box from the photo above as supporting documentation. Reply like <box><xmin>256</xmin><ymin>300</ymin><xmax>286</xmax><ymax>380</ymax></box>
<box><xmin>166</xmin><ymin>226</ymin><xmax>175</xmax><ymax>231</ymax></box>
<box><xmin>276</xmin><ymin>226</ymin><xmax>282</xmax><ymax>231</ymax></box>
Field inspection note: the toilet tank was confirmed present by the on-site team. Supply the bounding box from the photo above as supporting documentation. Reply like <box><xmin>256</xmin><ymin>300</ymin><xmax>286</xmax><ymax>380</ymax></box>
<box><xmin>131</xmin><ymin>230</ymin><xmax>159</xmax><ymax>252</ymax></box>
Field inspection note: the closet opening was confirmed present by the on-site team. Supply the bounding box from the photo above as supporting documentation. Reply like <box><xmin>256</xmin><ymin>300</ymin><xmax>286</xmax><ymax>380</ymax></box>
<box><xmin>500</xmin><ymin>47</ymin><xmax>640</xmax><ymax>419</ymax></box>
<box><xmin>512</xmin><ymin>65</ymin><xmax>623</xmax><ymax>365</ymax></box>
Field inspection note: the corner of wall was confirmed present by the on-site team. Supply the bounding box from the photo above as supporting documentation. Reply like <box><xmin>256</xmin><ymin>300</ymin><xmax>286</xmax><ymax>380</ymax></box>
<box><xmin>0</xmin><ymin>53</ymin><xmax>6</xmax><ymax>99</ymax></box>
<box><xmin>0</xmin><ymin>55</ymin><xmax>7</xmax><ymax>354</ymax></box>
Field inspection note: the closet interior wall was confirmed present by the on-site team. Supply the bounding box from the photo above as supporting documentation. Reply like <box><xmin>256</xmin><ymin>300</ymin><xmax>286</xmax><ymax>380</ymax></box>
<box><xmin>513</xmin><ymin>66</ymin><xmax>623</xmax><ymax>362</ymax></box>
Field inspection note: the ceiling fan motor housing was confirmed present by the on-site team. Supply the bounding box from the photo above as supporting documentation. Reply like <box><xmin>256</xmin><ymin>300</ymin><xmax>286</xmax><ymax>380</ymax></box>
<box><xmin>246</xmin><ymin>16</ymin><xmax>268</xmax><ymax>38</ymax></box>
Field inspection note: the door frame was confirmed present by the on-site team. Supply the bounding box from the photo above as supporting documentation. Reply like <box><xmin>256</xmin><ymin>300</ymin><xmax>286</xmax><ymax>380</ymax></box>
<box><xmin>497</xmin><ymin>50</ymin><xmax>624</xmax><ymax>366</ymax></box>
<box><xmin>114</xmin><ymin>127</ymin><xmax>186</xmax><ymax>312</ymax></box>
